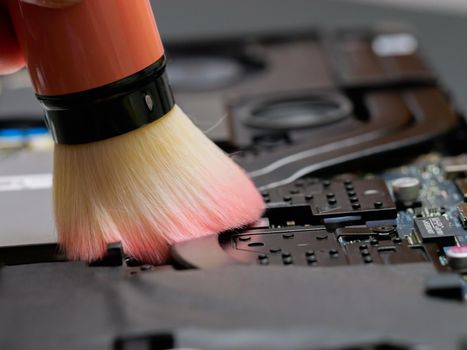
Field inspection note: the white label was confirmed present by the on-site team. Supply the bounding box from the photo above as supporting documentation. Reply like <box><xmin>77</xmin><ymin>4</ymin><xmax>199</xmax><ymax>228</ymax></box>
<box><xmin>0</xmin><ymin>174</ymin><xmax>52</xmax><ymax>192</ymax></box>
<box><xmin>429</xmin><ymin>217</ymin><xmax>445</xmax><ymax>236</ymax></box>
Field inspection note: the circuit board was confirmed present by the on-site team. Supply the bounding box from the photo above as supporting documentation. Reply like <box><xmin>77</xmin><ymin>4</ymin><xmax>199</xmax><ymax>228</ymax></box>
<box><xmin>172</xmin><ymin>153</ymin><xmax>467</xmax><ymax>298</ymax></box>
<box><xmin>384</xmin><ymin>154</ymin><xmax>467</xmax><ymax>243</ymax></box>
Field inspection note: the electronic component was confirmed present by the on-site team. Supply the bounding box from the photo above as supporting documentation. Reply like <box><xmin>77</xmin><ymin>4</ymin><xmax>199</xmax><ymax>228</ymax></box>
<box><xmin>456</xmin><ymin>179</ymin><xmax>467</xmax><ymax>202</ymax></box>
<box><xmin>445</xmin><ymin>246</ymin><xmax>467</xmax><ymax>270</ymax></box>
<box><xmin>264</xmin><ymin>178</ymin><xmax>397</xmax><ymax>223</ymax></box>
<box><xmin>310</xmin><ymin>179</ymin><xmax>397</xmax><ymax>221</ymax></box>
<box><xmin>414</xmin><ymin>216</ymin><xmax>456</xmax><ymax>244</ymax></box>
<box><xmin>345</xmin><ymin>240</ymin><xmax>429</xmax><ymax>265</ymax></box>
<box><xmin>172</xmin><ymin>223</ymin><xmax>430</xmax><ymax>268</ymax></box>
<box><xmin>458</xmin><ymin>203</ymin><xmax>467</xmax><ymax>229</ymax></box>
<box><xmin>441</xmin><ymin>154</ymin><xmax>467</xmax><ymax>179</ymax></box>
<box><xmin>173</xmin><ymin>157</ymin><xmax>467</xmax><ymax>269</ymax></box>
<box><xmin>233</xmin><ymin>228</ymin><xmax>347</xmax><ymax>267</ymax></box>
<box><xmin>336</xmin><ymin>226</ymin><xmax>396</xmax><ymax>241</ymax></box>
<box><xmin>391</xmin><ymin>177</ymin><xmax>420</xmax><ymax>204</ymax></box>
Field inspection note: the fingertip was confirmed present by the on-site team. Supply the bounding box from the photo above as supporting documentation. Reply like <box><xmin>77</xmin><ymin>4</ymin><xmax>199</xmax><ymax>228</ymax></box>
<box><xmin>0</xmin><ymin>2</ymin><xmax>25</xmax><ymax>74</ymax></box>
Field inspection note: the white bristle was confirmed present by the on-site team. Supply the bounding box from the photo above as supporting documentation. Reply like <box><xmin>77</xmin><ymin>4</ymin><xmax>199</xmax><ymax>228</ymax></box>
<box><xmin>53</xmin><ymin>105</ymin><xmax>264</xmax><ymax>263</ymax></box>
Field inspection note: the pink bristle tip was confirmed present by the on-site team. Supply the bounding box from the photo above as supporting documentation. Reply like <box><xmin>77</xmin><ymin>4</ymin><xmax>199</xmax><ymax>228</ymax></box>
<box><xmin>54</xmin><ymin>105</ymin><xmax>265</xmax><ymax>265</ymax></box>
<box><xmin>122</xmin><ymin>169</ymin><xmax>265</xmax><ymax>264</ymax></box>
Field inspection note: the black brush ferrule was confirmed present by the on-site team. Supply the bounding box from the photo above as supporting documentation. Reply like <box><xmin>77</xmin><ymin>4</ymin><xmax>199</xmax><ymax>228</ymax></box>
<box><xmin>37</xmin><ymin>57</ymin><xmax>175</xmax><ymax>145</ymax></box>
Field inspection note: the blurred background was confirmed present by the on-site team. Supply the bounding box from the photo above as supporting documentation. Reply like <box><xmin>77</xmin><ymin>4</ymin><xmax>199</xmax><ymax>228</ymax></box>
<box><xmin>349</xmin><ymin>0</ymin><xmax>467</xmax><ymax>14</ymax></box>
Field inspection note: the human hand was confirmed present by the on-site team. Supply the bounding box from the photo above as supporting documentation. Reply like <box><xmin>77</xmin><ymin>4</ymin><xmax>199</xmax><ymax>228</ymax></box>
<box><xmin>0</xmin><ymin>0</ymin><xmax>80</xmax><ymax>74</ymax></box>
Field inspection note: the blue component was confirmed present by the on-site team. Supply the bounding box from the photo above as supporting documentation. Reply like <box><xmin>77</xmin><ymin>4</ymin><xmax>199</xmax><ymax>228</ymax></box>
<box><xmin>323</xmin><ymin>216</ymin><xmax>362</xmax><ymax>224</ymax></box>
<box><xmin>0</xmin><ymin>127</ymin><xmax>50</xmax><ymax>144</ymax></box>
<box><xmin>0</xmin><ymin>128</ymin><xmax>25</xmax><ymax>142</ymax></box>
<box><xmin>0</xmin><ymin>128</ymin><xmax>24</xmax><ymax>137</ymax></box>
<box><xmin>26</xmin><ymin>127</ymin><xmax>48</xmax><ymax>136</ymax></box>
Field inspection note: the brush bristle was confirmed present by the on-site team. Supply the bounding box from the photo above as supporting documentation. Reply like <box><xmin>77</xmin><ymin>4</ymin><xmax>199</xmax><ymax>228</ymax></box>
<box><xmin>53</xmin><ymin>105</ymin><xmax>265</xmax><ymax>263</ymax></box>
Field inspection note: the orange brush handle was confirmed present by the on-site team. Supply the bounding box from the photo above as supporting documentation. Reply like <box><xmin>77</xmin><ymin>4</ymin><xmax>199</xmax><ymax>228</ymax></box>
<box><xmin>7</xmin><ymin>0</ymin><xmax>165</xmax><ymax>96</ymax></box>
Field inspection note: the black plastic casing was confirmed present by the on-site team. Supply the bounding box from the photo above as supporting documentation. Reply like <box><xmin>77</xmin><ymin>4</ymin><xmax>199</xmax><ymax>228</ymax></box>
<box><xmin>37</xmin><ymin>57</ymin><xmax>175</xmax><ymax>145</ymax></box>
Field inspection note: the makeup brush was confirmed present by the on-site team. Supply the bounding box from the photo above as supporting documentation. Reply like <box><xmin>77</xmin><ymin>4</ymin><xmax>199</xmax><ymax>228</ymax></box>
<box><xmin>8</xmin><ymin>0</ymin><xmax>264</xmax><ymax>264</ymax></box>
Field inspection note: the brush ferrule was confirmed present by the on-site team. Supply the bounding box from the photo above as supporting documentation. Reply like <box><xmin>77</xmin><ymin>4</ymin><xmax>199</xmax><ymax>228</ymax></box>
<box><xmin>37</xmin><ymin>57</ymin><xmax>175</xmax><ymax>144</ymax></box>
